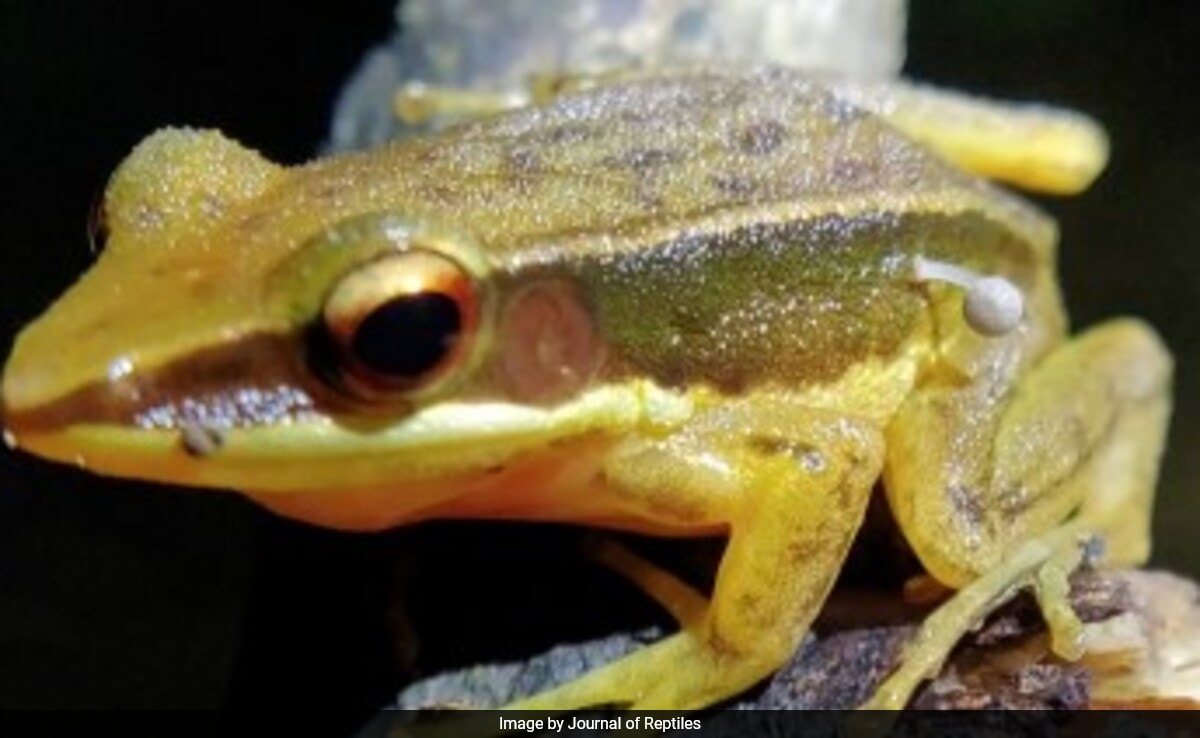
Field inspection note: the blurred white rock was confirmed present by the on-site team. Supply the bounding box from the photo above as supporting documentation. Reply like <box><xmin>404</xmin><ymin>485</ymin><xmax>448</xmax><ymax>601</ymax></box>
<box><xmin>328</xmin><ymin>0</ymin><xmax>907</xmax><ymax>151</ymax></box>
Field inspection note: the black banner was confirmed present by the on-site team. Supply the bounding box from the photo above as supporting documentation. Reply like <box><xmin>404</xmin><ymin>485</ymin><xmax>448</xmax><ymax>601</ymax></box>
<box><xmin>360</xmin><ymin>710</ymin><xmax>1200</xmax><ymax>738</ymax></box>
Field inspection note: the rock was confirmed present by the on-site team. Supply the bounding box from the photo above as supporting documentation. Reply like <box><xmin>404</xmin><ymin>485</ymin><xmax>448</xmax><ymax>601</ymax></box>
<box><xmin>326</xmin><ymin>0</ymin><xmax>908</xmax><ymax>151</ymax></box>
<box><xmin>381</xmin><ymin>569</ymin><xmax>1200</xmax><ymax>713</ymax></box>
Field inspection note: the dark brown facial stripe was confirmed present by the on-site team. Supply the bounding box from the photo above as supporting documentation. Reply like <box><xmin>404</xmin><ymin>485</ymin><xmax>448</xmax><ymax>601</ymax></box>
<box><xmin>4</xmin><ymin>333</ymin><xmax>321</xmax><ymax>433</ymax></box>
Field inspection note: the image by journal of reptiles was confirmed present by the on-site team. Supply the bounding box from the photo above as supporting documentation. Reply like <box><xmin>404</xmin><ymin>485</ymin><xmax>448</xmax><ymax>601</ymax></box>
<box><xmin>0</xmin><ymin>24</ymin><xmax>1176</xmax><ymax>715</ymax></box>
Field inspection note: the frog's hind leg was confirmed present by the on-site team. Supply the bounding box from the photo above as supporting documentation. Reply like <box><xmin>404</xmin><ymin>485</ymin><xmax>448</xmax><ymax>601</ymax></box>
<box><xmin>862</xmin><ymin>520</ymin><xmax>1091</xmax><ymax>709</ymax></box>
<box><xmin>871</xmin><ymin>318</ymin><xmax>1172</xmax><ymax>709</ymax></box>
<box><xmin>833</xmin><ymin>80</ymin><xmax>1110</xmax><ymax>195</ymax></box>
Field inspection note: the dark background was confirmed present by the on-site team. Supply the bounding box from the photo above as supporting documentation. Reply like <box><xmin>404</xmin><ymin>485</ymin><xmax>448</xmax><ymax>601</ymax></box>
<box><xmin>0</xmin><ymin>0</ymin><xmax>1196</xmax><ymax>720</ymax></box>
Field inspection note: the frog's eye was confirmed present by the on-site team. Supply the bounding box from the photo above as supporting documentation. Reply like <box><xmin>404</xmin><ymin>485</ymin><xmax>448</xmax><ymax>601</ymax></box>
<box><xmin>319</xmin><ymin>250</ymin><xmax>479</xmax><ymax>400</ymax></box>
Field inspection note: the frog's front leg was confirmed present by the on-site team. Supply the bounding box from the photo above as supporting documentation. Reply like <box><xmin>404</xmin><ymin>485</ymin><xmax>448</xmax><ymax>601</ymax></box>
<box><xmin>869</xmin><ymin>318</ymin><xmax>1172</xmax><ymax>709</ymax></box>
<box><xmin>505</xmin><ymin>397</ymin><xmax>884</xmax><ymax>710</ymax></box>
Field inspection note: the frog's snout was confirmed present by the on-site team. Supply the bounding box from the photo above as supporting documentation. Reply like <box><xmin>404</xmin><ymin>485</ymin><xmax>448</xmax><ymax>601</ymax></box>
<box><xmin>0</xmin><ymin>362</ymin><xmax>54</xmax><ymax>458</ymax></box>
<box><xmin>1</xmin><ymin>337</ymin><xmax>80</xmax><ymax>438</ymax></box>
<box><xmin>1</xmin><ymin>358</ymin><xmax>29</xmax><ymax>451</ymax></box>
<box><xmin>1</xmin><ymin>396</ymin><xmax>17</xmax><ymax>452</ymax></box>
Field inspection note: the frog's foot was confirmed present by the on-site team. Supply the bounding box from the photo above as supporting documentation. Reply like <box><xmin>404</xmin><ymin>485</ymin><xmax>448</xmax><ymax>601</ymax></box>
<box><xmin>875</xmin><ymin>319</ymin><xmax>1172</xmax><ymax>709</ymax></box>
<box><xmin>861</xmin><ymin>521</ymin><xmax>1092</xmax><ymax>710</ymax></box>
<box><xmin>1033</xmin><ymin>533</ymin><xmax>1088</xmax><ymax>660</ymax></box>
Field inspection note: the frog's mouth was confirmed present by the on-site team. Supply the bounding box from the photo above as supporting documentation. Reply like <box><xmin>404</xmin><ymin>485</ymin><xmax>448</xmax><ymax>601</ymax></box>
<box><xmin>2</xmin><ymin>382</ymin><xmax>661</xmax><ymax>493</ymax></box>
<box><xmin>3</xmin><ymin>381</ymin><xmax>694</xmax><ymax>531</ymax></box>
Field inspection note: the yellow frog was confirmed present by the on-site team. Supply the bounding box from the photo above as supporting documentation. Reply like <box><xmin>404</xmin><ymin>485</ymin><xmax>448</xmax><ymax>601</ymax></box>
<box><xmin>0</xmin><ymin>68</ymin><xmax>1172</xmax><ymax>709</ymax></box>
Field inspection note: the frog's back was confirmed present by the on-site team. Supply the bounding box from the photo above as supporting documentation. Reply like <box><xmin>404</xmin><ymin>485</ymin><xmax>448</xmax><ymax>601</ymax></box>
<box><xmin>275</xmin><ymin>69</ymin><xmax>1058</xmax><ymax>392</ymax></box>
<box><xmin>293</xmin><ymin>68</ymin><xmax>1052</xmax><ymax>263</ymax></box>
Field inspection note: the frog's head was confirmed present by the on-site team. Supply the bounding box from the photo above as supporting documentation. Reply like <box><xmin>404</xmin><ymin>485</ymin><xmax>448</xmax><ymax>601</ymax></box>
<box><xmin>1</xmin><ymin>129</ymin><xmax>680</xmax><ymax>529</ymax></box>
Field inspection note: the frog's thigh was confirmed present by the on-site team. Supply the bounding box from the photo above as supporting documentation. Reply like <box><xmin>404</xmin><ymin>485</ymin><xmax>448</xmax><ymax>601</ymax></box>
<box><xmin>506</xmin><ymin>399</ymin><xmax>884</xmax><ymax>710</ymax></box>
<box><xmin>887</xmin><ymin>318</ymin><xmax>1171</xmax><ymax>585</ymax></box>
<box><xmin>868</xmin><ymin>319</ymin><xmax>1171</xmax><ymax>709</ymax></box>
<box><xmin>844</xmin><ymin>80</ymin><xmax>1110</xmax><ymax>194</ymax></box>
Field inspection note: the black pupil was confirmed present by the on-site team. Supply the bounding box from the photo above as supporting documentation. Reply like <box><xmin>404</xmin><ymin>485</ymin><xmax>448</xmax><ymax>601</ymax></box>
<box><xmin>351</xmin><ymin>292</ymin><xmax>461</xmax><ymax>380</ymax></box>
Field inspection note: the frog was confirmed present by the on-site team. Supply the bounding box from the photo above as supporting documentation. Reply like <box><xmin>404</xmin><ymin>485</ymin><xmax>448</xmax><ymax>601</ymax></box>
<box><xmin>0</xmin><ymin>67</ymin><xmax>1172</xmax><ymax>710</ymax></box>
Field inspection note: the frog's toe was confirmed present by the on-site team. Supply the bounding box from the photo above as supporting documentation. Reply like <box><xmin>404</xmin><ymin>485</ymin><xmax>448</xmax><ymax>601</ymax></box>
<box><xmin>861</xmin><ymin>523</ymin><xmax>1092</xmax><ymax>710</ymax></box>
<box><xmin>1033</xmin><ymin>537</ymin><xmax>1087</xmax><ymax>660</ymax></box>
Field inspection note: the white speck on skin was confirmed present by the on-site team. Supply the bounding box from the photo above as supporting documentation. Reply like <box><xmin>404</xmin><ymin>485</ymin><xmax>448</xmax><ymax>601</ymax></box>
<box><xmin>2</xmin><ymin>429</ymin><xmax>16</xmax><ymax>450</ymax></box>
<box><xmin>801</xmin><ymin>449</ymin><xmax>826</xmax><ymax>474</ymax></box>
<box><xmin>694</xmin><ymin>451</ymin><xmax>733</xmax><ymax>479</ymax></box>
<box><xmin>73</xmin><ymin>454</ymin><xmax>87</xmax><ymax>469</ymax></box>
<box><xmin>106</xmin><ymin>356</ymin><xmax>134</xmax><ymax>382</ymax></box>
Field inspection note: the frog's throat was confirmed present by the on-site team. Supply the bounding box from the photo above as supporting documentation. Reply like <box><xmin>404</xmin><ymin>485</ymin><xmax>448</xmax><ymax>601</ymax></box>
<box><xmin>2</xmin><ymin>381</ymin><xmax>693</xmax><ymax>494</ymax></box>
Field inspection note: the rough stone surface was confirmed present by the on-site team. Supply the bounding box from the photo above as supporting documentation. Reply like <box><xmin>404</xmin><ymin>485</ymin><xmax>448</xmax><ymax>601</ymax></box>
<box><xmin>384</xmin><ymin>569</ymin><xmax>1200</xmax><ymax>713</ymax></box>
